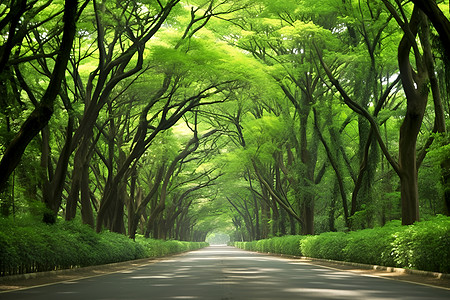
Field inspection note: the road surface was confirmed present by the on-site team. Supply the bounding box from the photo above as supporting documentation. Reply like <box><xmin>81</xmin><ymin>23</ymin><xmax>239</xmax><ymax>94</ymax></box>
<box><xmin>1</xmin><ymin>246</ymin><xmax>449</xmax><ymax>299</ymax></box>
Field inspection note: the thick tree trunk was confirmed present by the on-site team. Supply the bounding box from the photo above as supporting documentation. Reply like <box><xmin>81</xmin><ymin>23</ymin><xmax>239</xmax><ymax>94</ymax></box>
<box><xmin>299</xmin><ymin>98</ymin><xmax>315</xmax><ymax>235</ymax></box>
<box><xmin>288</xmin><ymin>214</ymin><xmax>296</xmax><ymax>235</ymax></box>
<box><xmin>129</xmin><ymin>166</ymin><xmax>164</xmax><ymax>239</ymax></box>
<box><xmin>397</xmin><ymin>8</ymin><xmax>429</xmax><ymax>225</ymax></box>
<box><xmin>111</xmin><ymin>183</ymin><xmax>126</xmax><ymax>234</ymax></box>
<box><xmin>260</xmin><ymin>189</ymin><xmax>271</xmax><ymax>239</ymax></box>
<box><xmin>280</xmin><ymin>85</ymin><xmax>317</xmax><ymax>235</ymax></box>
<box><xmin>49</xmin><ymin>116</ymin><xmax>74</xmax><ymax>219</ymax></box>
<box><xmin>248</xmin><ymin>170</ymin><xmax>261</xmax><ymax>239</ymax></box>
<box><xmin>80</xmin><ymin>163</ymin><xmax>94</xmax><ymax>227</ymax></box>
<box><xmin>253</xmin><ymin>193</ymin><xmax>261</xmax><ymax>239</ymax></box>
<box><xmin>41</xmin><ymin>127</ymin><xmax>58</xmax><ymax>223</ymax></box>
<box><xmin>398</xmin><ymin>111</ymin><xmax>424</xmax><ymax>224</ymax></box>
<box><xmin>272</xmin><ymin>163</ymin><xmax>283</xmax><ymax>235</ymax></box>
<box><xmin>128</xmin><ymin>189</ymin><xmax>141</xmax><ymax>240</ymax></box>
<box><xmin>66</xmin><ymin>134</ymin><xmax>91</xmax><ymax>221</ymax></box>
<box><xmin>301</xmin><ymin>198</ymin><xmax>314</xmax><ymax>235</ymax></box>
<box><xmin>328</xmin><ymin>180</ymin><xmax>338</xmax><ymax>232</ymax></box>
<box><xmin>313</xmin><ymin>108</ymin><xmax>350</xmax><ymax>229</ymax></box>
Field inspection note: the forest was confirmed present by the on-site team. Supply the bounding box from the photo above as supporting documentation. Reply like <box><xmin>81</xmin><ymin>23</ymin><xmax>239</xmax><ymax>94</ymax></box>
<box><xmin>0</xmin><ymin>0</ymin><xmax>450</xmax><ymax>260</ymax></box>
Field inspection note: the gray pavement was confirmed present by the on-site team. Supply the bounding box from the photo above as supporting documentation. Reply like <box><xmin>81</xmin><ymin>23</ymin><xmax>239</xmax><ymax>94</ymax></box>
<box><xmin>1</xmin><ymin>246</ymin><xmax>449</xmax><ymax>299</ymax></box>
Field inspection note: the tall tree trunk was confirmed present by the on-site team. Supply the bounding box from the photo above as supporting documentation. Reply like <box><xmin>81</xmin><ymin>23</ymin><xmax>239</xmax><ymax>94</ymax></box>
<box><xmin>397</xmin><ymin>8</ymin><xmax>429</xmax><ymax>225</ymax></box>
<box><xmin>41</xmin><ymin>126</ymin><xmax>56</xmax><ymax>223</ymax></box>
<box><xmin>47</xmin><ymin>115</ymin><xmax>74</xmax><ymax>221</ymax></box>
<box><xmin>111</xmin><ymin>181</ymin><xmax>126</xmax><ymax>234</ymax></box>
<box><xmin>260</xmin><ymin>187</ymin><xmax>271</xmax><ymax>239</ymax></box>
<box><xmin>288</xmin><ymin>214</ymin><xmax>296</xmax><ymax>235</ymax></box>
<box><xmin>248</xmin><ymin>169</ymin><xmax>261</xmax><ymax>239</ymax></box>
<box><xmin>101</xmin><ymin>147</ymin><xmax>128</xmax><ymax>233</ymax></box>
<box><xmin>129</xmin><ymin>166</ymin><xmax>164</xmax><ymax>239</ymax></box>
<box><xmin>398</xmin><ymin>118</ymin><xmax>423</xmax><ymax>225</ymax></box>
<box><xmin>80</xmin><ymin>162</ymin><xmax>94</xmax><ymax>227</ymax></box>
<box><xmin>66</xmin><ymin>130</ymin><xmax>92</xmax><ymax>221</ymax></box>
<box><xmin>299</xmin><ymin>97</ymin><xmax>315</xmax><ymax>235</ymax></box>
<box><xmin>329</xmin><ymin>180</ymin><xmax>338</xmax><ymax>232</ymax></box>
<box><xmin>301</xmin><ymin>197</ymin><xmax>314</xmax><ymax>235</ymax></box>
<box><xmin>313</xmin><ymin>108</ymin><xmax>351</xmax><ymax>229</ymax></box>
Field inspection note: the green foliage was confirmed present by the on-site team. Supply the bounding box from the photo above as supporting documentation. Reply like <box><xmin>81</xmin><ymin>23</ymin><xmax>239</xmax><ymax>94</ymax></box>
<box><xmin>301</xmin><ymin>232</ymin><xmax>348</xmax><ymax>261</ymax></box>
<box><xmin>427</xmin><ymin>133</ymin><xmax>450</xmax><ymax>165</ymax></box>
<box><xmin>271</xmin><ymin>235</ymin><xmax>305</xmax><ymax>256</ymax></box>
<box><xmin>234</xmin><ymin>235</ymin><xmax>304</xmax><ymax>256</ymax></box>
<box><xmin>343</xmin><ymin>221</ymin><xmax>403</xmax><ymax>266</ymax></box>
<box><xmin>135</xmin><ymin>236</ymin><xmax>207</xmax><ymax>257</ymax></box>
<box><xmin>0</xmin><ymin>218</ymin><xmax>208</xmax><ymax>276</ymax></box>
<box><xmin>235</xmin><ymin>217</ymin><xmax>450</xmax><ymax>273</ymax></box>
<box><xmin>206</xmin><ymin>232</ymin><xmax>231</xmax><ymax>245</ymax></box>
<box><xmin>418</xmin><ymin>160</ymin><xmax>445</xmax><ymax>216</ymax></box>
<box><xmin>391</xmin><ymin>216</ymin><xmax>450</xmax><ymax>273</ymax></box>
<box><xmin>1</xmin><ymin>0</ymin><xmax>449</xmax><ymax>274</ymax></box>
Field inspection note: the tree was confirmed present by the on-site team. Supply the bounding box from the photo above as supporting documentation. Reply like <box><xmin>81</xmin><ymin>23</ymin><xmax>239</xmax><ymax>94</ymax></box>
<box><xmin>0</xmin><ymin>0</ymin><xmax>84</xmax><ymax>195</ymax></box>
<box><xmin>65</xmin><ymin>0</ymin><xmax>182</xmax><ymax>225</ymax></box>
<box><xmin>2</xmin><ymin>0</ymin><xmax>449</xmax><ymax>244</ymax></box>
<box><xmin>410</xmin><ymin>0</ymin><xmax>450</xmax><ymax>59</ymax></box>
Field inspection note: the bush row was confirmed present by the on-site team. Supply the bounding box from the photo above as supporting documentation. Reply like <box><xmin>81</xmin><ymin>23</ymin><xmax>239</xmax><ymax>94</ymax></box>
<box><xmin>135</xmin><ymin>235</ymin><xmax>208</xmax><ymax>257</ymax></box>
<box><xmin>0</xmin><ymin>219</ymin><xmax>208</xmax><ymax>276</ymax></box>
<box><xmin>234</xmin><ymin>235</ymin><xmax>304</xmax><ymax>256</ymax></box>
<box><xmin>234</xmin><ymin>215</ymin><xmax>450</xmax><ymax>273</ymax></box>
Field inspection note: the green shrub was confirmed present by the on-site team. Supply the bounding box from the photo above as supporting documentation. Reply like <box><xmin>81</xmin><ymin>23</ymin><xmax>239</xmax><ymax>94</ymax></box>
<box><xmin>0</xmin><ymin>218</ymin><xmax>208</xmax><ymax>276</ymax></box>
<box><xmin>344</xmin><ymin>221</ymin><xmax>403</xmax><ymax>267</ymax></box>
<box><xmin>301</xmin><ymin>233</ymin><xmax>348</xmax><ymax>261</ymax></box>
<box><xmin>234</xmin><ymin>217</ymin><xmax>450</xmax><ymax>273</ymax></box>
<box><xmin>392</xmin><ymin>215</ymin><xmax>450</xmax><ymax>273</ymax></box>
<box><xmin>233</xmin><ymin>235</ymin><xmax>304</xmax><ymax>256</ymax></box>
<box><xmin>299</xmin><ymin>235</ymin><xmax>320</xmax><ymax>258</ymax></box>
<box><xmin>0</xmin><ymin>231</ymin><xmax>18</xmax><ymax>274</ymax></box>
<box><xmin>274</xmin><ymin>235</ymin><xmax>304</xmax><ymax>256</ymax></box>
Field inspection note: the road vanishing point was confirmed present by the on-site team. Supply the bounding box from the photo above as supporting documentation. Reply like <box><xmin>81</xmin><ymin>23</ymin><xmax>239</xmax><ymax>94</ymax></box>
<box><xmin>1</xmin><ymin>246</ymin><xmax>449</xmax><ymax>299</ymax></box>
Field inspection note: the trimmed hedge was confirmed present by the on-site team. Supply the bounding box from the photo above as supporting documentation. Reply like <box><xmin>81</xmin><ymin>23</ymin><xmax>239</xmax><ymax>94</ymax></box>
<box><xmin>0</xmin><ymin>218</ymin><xmax>208</xmax><ymax>277</ymax></box>
<box><xmin>301</xmin><ymin>232</ymin><xmax>348</xmax><ymax>261</ymax></box>
<box><xmin>235</xmin><ymin>235</ymin><xmax>304</xmax><ymax>256</ymax></box>
<box><xmin>233</xmin><ymin>216</ymin><xmax>450</xmax><ymax>273</ymax></box>
<box><xmin>135</xmin><ymin>236</ymin><xmax>208</xmax><ymax>257</ymax></box>
<box><xmin>391</xmin><ymin>216</ymin><xmax>450</xmax><ymax>273</ymax></box>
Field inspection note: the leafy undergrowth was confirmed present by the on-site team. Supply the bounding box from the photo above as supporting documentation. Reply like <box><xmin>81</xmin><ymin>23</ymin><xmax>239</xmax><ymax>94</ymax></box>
<box><xmin>0</xmin><ymin>218</ymin><xmax>208</xmax><ymax>277</ymax></box>
<box><xmin>234</xmin><ymin>215</ymin><xmax>450</xmax><ymax>274</ymax></box>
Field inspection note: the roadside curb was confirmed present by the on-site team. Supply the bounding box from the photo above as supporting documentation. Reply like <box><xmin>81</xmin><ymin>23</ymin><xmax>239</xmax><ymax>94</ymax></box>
<box><xmin>247</xmin><ymin>250</ymin><xmax>450</xmax><ymax>280</ymax></box>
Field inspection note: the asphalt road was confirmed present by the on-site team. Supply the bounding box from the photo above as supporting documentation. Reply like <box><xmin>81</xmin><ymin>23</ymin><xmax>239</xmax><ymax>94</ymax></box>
<box><xmin>1</xmin><ymin>246</ymin><xmax>449</xmax><ymax>300</ymax></box>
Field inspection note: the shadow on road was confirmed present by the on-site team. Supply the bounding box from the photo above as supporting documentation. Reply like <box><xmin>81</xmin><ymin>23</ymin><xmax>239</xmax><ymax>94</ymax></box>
<box><xmin>1</xmin><ymin>246</ymin><xmax>449</xmax><ymax>299</ymax></box>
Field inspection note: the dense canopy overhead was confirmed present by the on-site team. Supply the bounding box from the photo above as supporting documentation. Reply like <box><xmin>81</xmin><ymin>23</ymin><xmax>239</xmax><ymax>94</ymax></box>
<box><xmin>0</xmin><ymin>0</ymin><xmax>449</xmax><ymax>241</ymax></box>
